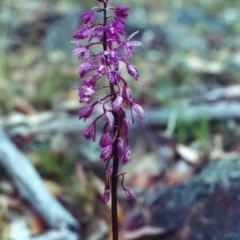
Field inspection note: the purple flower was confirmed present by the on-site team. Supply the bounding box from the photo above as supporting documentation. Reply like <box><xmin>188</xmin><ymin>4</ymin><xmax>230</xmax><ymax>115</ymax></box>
<box><xmin>95</xmin><ymin>56</ymin><xmax>116</xmax><ymax>85</ymax></box>
<box><xmin>79</xmin><ymin>105</ymin><xmax>94</xmax><ymax>121</ymax></box>
<box><xmin>91</xmin><ymin>26</ymin><xmax>104</xmax><ymax>40</ymax></box>
<box><xmin>83</xmin><ymin>123</ymin><xmax>96</xmax><ymax>141</ymax></box>
<box><xmin>107</xmin><ymin>166</ymin><xmax>113</xmax><ymax>177</ymax></box>
<box><xmin>83</xmin><ymin>73</ymin><xmax>102</xmax><ymax>87</ymax></box>
<box><xmin>126</xmin><ymin>64</ymin><xmax>139</xmax><ymax>80</ymax></box>
<box><xmin>102</xmin><ymin>188</ymin><xmax>111</xmax><ymax>204</ymax></box>
<box><xmin>123</xmin><ymin>31</ymin><xmax>142</xmax><ymax>59</ymax></box>
<box><xmin>120</xmin><ymin>146</ymin><xmax>131</xmax><ymax>165</ymax></box>
<box><xmin>105</xmin><ymin>21</ymin><xmax>125</xmax><ymax>43</ymax></box>
<box><xmin>100</xmin><ymin>144</ymin><xmax>113</xmax><ymax>161</ymax></box>
<box><xmin>123</xmin><ymin>187</ymin><xmax>137</xmax><ymax>200</ymax></box>
<box><xmin>112</xmin><ymin>70</ymin><xmax>121</xmax><ymax>84</ymax></box>
<box><xmin>79</xmin><ymin>10</ymin><xmax>95</xmax><ymax>24</ymax></box>
<box><xmin>122</xmin><ymin>85</ymin><xmax>133</xmax><ymax>103</ymax></box>
<box><xmin>111</xmin><ymin>20</ymin><xmax>125</xmax><ymax>35</ymax></box>
<box><xmin>112</xmin><ymin>96</ymin><xmax>123</xmax><ymax>112</ymax></box>
<box><xmin>123</xmin><ymin>118</ymin><xmax>131</xmax><ymax>136</ymax></box>
<box><xmin>114</xmin><ymin>7</ymin><xmax>130</xmax><ymax>19</ymax></box>
<box><xmin>117</xmin><ymin>137</ymin><xmax>124</xmax><ymax>156</ymax></box>
<box><xmin>78</xmin><ymin>85</ymin><xmax>95</xmax><ymax>103</ymax></box>
<box><xmin>132</xmin><ymin>103</ymin><xmax>146</xmax><ymax>120</ymax></box>
<box><xmin>72</xmin><ymin>2</ymin><xmax>145</xmax><ymax>202</ymax></box>
<box><xmin>99</xmin><ymin>132</ymin><xmax>112</xmax><ymax>148</ymax></box>
<box><xmin>78</xmin><ymin>60</ymin><xmax>99</xmax><ymax>78</ymax></box>
<box><xmin>74</xmin><ymin>25</ymin><xmax>92</xmax><ymax>40</ymax></box>
<box><xmin>105</xmin><ymin>111</ymin><xmax>114</xmax><ymax>128</ymax></box>
<box><xmin>71</xmin><ymin>42</ymin><xmax>90</xmax><ymax>60</ymax></box>
<box><xmin>105</xmin><ymin>66</ymin><xmax>115</xmax><ymax>84</ymax></box>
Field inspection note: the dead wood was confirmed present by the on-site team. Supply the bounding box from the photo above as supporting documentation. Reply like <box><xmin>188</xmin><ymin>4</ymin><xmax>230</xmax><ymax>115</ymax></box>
<box><xmin>0</xmin><ymin>128</ymin><xmax>81</xmax><ymax>240</ymax></box>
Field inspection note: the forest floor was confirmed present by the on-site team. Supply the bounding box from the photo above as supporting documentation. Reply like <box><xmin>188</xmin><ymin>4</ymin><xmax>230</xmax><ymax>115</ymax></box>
<box><xmin>1</xmin><ymin>0</ymin><xmax>240</xmax><ymax>239</ymax></box>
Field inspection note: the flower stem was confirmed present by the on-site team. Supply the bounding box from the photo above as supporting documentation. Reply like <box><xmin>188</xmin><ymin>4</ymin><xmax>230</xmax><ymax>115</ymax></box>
<box><xmin>111</xmin><ymin>155</ymin><xmax>119</xmax><ymax>240</ymax></box>
<box><xmin>102</xmin><ymin>1</ymin><xmax>119</xmax><ymax>239</ymax></box>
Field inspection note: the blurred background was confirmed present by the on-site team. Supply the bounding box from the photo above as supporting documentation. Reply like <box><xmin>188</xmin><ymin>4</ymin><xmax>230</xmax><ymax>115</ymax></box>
<box><xmin>1</xmin><ymin>0</ymin><xmax>240</xmax><ymax>239</ymax></box>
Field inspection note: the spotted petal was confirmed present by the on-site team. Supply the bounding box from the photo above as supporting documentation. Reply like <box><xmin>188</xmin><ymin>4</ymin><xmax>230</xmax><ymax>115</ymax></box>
<box><xmin>126</xmin><ymin>30</ymin><xmax>139</xmax><ymax>41</ymax></box>
<box><xmin>78</xmin><ymin>60</ymin><xmax>99</xmax><ymax>78</ymax></box>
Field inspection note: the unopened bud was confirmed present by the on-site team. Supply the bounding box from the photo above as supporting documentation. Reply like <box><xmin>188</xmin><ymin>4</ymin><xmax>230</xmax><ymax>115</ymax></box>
<box><xmin>123</xmin><ymin>187</ymin><xmax>137</xmax><ymax>200</ymax></box>
<box><xmin>102</xmin><ymin>188</ymin><xmax>111</xmax><ymax>204</ymax></box>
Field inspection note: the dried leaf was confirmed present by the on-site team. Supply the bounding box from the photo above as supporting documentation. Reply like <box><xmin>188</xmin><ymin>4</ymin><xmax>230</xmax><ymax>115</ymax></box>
<box><xmin>30</xmin><ymin>211</ymin><xmax>45</xmax><ymax>235</ymax></box>
<box><xmin>122</xmin><ymin>226</ymin><xmax>171</xmax><ymax>240</ymax></box>
<box><xmin>176</xmin><ymin>144</ymin><xmax>200</xmax><ymax>165</ymax></box>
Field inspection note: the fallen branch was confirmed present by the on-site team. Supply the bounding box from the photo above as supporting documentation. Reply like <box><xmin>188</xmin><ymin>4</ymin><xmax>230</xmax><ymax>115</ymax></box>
<box><xmin>1</xmin><ymin>102</ymin><xmax>240</xmax><ymax>137</ymax></box>
<box><xmin>29</xmin><ymin>228</ymin><xmax>78</xmax><ymax>240</ymax></box>
<box><xmin>145</xmin><ymin>102</ymin><xmax>240</xmax><ymax>124</ymax></box>
<box><xmin>0</xmin><ymin>128</ymin><xmax>80</xmax><ymax>240</ymax></box>
<box><xmin>122</xmin><ymin>226</ymin><xmax>173</xmax><ymax>240</ymax></box>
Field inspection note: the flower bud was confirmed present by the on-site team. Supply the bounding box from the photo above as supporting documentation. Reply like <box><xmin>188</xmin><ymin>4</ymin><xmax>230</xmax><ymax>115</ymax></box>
<box><xmin>107</xmin><ymin>166</ymin><xmax>113</xmax><ymax>177</ymax></box>
<box><xmin>83</xmin><ymin>123</ymin><xmax>96</xmax><ymax>141</ymax></box>
<box><xmin>102</xmin><ymin>188</ymin><xmax>111</xmax><ymax>204</ymax></box>
<box><xmin>117</xmin><ymin>137</ymin><xmax>124</xmax><ymax>156</ymax></box>
<box><xmin>79</xmin><ymin>105</ymin><xmax>94</xmax><ymax>121</ymax></box>
<box><xmin>122</xmin><ymin>85</ymin><xmax>133</xmax><ymax>103</ymax></box>
<box><xmin>99</xmin><ymin>132</ymin><xmax>112</xmax><ymax>148</ymax></box>
<box><xmin>126</xmin><ymin>64</ymin><xmax>139</xmax><ymax>80</ymax></box>
<box><xmin>79</xmin><ymin>10</ymin><xmax>95</xmax><ymax>24</ymax></box>
<box><xmin>112</xmin><ymin>96</ymin><xmax>123</xmax><ymax>112</ymax></box>
<box><xmin>114</xmin><ymin>7</ymin><xmax>130</xmax><ymax>19</ymax></box>
<box><xmin>120</xmin><ymin>146</ymin><xmax>131</xmax><ymax>165</ymax></box>
<box><xmin>100</xmin><ymin>144</ymin><xmax>113</xmax><ymax>162</ymax></box>
<box><xmin>132</xmin><ymin>103</ymin><xmax>146</xmax><ymax>120</ymax></box>
<box><xmin>105</xmin><ymin>111</ymin><xmax>114</xmax><ymax>128</ymax></box>
<box><xmin>123</xmin><ymin>118</ymin><xmax>131</xmax><ymax>136</ymax></box>
<box><xmin>123</xmin><ymin>187</ymin><xmax>137</xmax><ymax>200</ymax></box>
